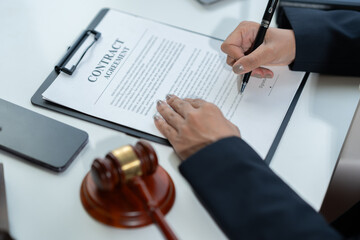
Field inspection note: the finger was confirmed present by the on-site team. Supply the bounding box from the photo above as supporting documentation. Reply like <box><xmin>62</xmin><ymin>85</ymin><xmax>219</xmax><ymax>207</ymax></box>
<box><xmin>221</xmin><ymin>21</ymin><xmax>259</xmax><ymax>58</ymax></box>
<box><xmin>222</xmin><ymin>43</ymin><xmax>245</xmax><ymax>61</ymax></box>
<box><xmin>183</xmin><ymin>98</ymin><xmax>206</xmax><ymax>108</ymax></box>
<box><xmin>166</xmin><ymin>95</ymin><xmax>194</xmax><ymax>118</ymax></box>
<box><xmin>156</xmin><ymin>100</ymin><xmax>183</xmax><ymax>130</ymax></box>
<box><xmin>252</xmin><ymin>67</ymin><xmax>274</xmax><ymax>78</ymax></box>
<box><xmin>226</xmin><ymin>55</ymin><xmax>236</xmax><ymax>66</ymax></box>
<box><xmin>232</xmin><ymin>44</ymin><xmax>274</xmax><ymax>74</ymax></box>
<box><xmin>153</xmin><ymin>115</ymin><xmax>177</xmax><ymax>139</ymax></box>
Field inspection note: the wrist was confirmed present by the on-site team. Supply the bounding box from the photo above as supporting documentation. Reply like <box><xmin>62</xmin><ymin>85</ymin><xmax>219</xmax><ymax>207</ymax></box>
<box><xmin>288</xmin><ymin>30</ymin><xmax>296</xmax><ymax>64</ymax></box>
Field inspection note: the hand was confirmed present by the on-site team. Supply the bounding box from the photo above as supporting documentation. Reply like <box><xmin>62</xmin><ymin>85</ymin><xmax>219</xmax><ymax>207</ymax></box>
<box><xmin>154</xmin><ymin>95</ymin><xmax>240</xmax><ymax>160</ymax></box>
<box><xmin>221</xmin><ymin>21</ymin><xmax>296</xmax><ymax>78</ymax></box>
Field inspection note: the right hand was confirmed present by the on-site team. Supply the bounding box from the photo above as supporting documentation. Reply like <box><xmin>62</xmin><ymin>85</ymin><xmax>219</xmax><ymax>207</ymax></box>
<box><xmin>221</xmin><ymin>21</ymin><xmax>296</xmax><ymax>78</ymax></box>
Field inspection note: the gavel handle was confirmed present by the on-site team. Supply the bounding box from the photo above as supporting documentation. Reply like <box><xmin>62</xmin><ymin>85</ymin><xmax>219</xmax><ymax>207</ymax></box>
<box><xmin>131</xmin><ymin>177</ymin><xmax>178</xmax><ymax>240</ymax></box>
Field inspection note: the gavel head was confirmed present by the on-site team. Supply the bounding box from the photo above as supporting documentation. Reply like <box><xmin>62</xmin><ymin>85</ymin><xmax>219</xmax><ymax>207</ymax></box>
<box><xmin>91</xmin><ymin>140</ymin><xmax>158</xmax><ymax>191</ymax></box>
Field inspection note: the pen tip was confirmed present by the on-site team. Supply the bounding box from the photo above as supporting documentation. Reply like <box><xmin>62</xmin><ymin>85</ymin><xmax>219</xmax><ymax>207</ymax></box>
<box><xmin>240</xmin><ymin>82</ymin><xmax>247</xmax><ymax>94</ymax></box>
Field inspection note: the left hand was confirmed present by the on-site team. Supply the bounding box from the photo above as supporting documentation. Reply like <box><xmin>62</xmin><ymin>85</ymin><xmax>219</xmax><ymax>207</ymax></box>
<box><xmin>154</xmin><ymin>95</ymin><xmax>241</xmax><ymax>160</ymax></box>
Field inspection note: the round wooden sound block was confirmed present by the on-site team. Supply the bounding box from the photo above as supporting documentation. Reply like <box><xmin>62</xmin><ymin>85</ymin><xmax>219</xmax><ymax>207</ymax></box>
<box><xmin>80</xmin><ymin>166</ymin><xmax>175</xmax><ymax>228</ymax></box>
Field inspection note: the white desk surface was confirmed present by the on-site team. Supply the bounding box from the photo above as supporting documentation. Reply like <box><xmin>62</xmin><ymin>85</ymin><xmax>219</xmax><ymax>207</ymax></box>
<box><xmin>1</xmin><ymin>0</ymin><xmax>359</xmax><ymax>239</ymax></box>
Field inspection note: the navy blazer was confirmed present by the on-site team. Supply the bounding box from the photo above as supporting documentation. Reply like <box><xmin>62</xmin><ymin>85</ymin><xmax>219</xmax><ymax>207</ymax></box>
<box><xmin>179</xmin><ymin>8</ymin><xmax>360</xmax><ymax>240</ymax></box>
<box><xmin>180</xmin><ymin>137</ymin><xmax>342</xmax><ymax>239</ymax></box>
<box><xmin>283</xmin><ymin>7</ymin><xmax>360</xmax><ymax>76</ymax></box>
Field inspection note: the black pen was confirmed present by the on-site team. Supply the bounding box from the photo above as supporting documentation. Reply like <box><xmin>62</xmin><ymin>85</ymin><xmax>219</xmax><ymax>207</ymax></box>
<box><xmin>240</xmin><ymin>0</ymin><xmax>279</xmax><ymax>94</ymax></box>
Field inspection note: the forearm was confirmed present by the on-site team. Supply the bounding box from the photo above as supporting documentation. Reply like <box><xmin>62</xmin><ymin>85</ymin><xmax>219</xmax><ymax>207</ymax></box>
<box><xmin>282</xmin><ymin>7</ymin><xmax>360</xmax><ymax>76</ymax></box>
<box><xmin>179</xmin><ymin>137</ymin><xmax>342</xmax><ymax>239</ymax></box>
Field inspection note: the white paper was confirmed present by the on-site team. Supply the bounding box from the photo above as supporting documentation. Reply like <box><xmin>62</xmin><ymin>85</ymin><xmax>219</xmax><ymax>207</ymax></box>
<box><xmin>43</xmin><ymin>10</ymin><xmax>305</xmax><ymax>159</ymax></box>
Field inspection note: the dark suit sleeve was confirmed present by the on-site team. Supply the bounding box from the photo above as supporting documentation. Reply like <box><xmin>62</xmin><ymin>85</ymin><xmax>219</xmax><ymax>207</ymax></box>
<box><xmin>179</xmin><ymin>137</ymin><xmax>342</xmax><ymax>240</ymax></box>
<box><xmin>282</xmin><ymin>7</ymin><xmax>360</xmax><ymax>77</ymax></box>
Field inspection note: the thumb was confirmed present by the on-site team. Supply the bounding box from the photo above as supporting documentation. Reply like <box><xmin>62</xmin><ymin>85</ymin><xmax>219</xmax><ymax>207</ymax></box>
<box><xmin>232</xmin><ymin>45</ymin><xmax>272</xmax><ymax>74</ymax></box>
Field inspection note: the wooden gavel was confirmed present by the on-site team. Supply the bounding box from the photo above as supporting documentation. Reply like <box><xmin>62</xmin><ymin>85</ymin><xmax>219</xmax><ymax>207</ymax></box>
<box><xmin>89</xmin><ymin>141</ymin><xmax>177</xmax><ymax>240</ymax></box>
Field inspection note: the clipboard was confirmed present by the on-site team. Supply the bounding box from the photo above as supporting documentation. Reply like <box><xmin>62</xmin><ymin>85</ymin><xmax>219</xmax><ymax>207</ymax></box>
<box><xmin>31</xmin><ymin>8</ymin><xmax>308</xmax><ymax>164</ymax></box>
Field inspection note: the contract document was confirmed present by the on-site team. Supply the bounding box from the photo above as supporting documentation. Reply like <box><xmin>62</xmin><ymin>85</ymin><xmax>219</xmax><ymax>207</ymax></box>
<box><xmin>42</xmin><ymin>9</ymin><xmax>305</xmax><ymax>159</ymax></box>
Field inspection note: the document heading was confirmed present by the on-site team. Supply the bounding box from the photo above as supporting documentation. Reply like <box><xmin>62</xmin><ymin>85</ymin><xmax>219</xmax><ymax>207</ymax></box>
<box><xmin>88</xmin><ymin>38</ymin><xmax>130</xmax><ymax>82</ymax></box>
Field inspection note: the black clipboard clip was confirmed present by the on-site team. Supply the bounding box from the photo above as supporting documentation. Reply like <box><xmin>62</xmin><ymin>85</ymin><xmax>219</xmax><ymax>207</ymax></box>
<box><xmin>55</xmin><ymin>29</ymin><xmax>101</xmax><ymax>75</ymax></box>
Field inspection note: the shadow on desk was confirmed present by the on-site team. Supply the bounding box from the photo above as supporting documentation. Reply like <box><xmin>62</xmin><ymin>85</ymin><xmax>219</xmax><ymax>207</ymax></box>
<box><xmin>320</xmin><ymin>98</ymin><xmax>360</xmax><ymax>236</ymax></box>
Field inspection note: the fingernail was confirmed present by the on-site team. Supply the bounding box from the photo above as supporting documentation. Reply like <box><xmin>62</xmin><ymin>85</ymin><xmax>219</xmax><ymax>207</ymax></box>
<box><xmin>265</xmin><ymin>74</ymin><xmax>273</xmax><ymax>78</ymax></box>
<box><xmin>166</xmin><ymin>94</ymin><xmax>174</xmax><ymax>100</ymax></box>
<box><xmin>153</xmin><ymin>114</ymin><xmax>161</xmax><ymax>121</ymax></box>
<box><xmin>156</xmin><ymin>100</ymin><xmax>163</xmax><ymax>106</ymax></box>
<box><xmin>253</xmin><ymin>73</ymin><xmax>262</xmax><ymax>78</ymax></box>
<box><xmin>233</xmin><ymin>64</ymin><xmax>244</xmax><ymax>74</ymax></box>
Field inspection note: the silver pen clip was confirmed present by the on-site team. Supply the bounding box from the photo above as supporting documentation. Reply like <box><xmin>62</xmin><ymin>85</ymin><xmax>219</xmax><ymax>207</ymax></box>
<box><xmin>268</xmin><ymin>0</ymin><xmax>277</xmax><ymax>13</ymax></box>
